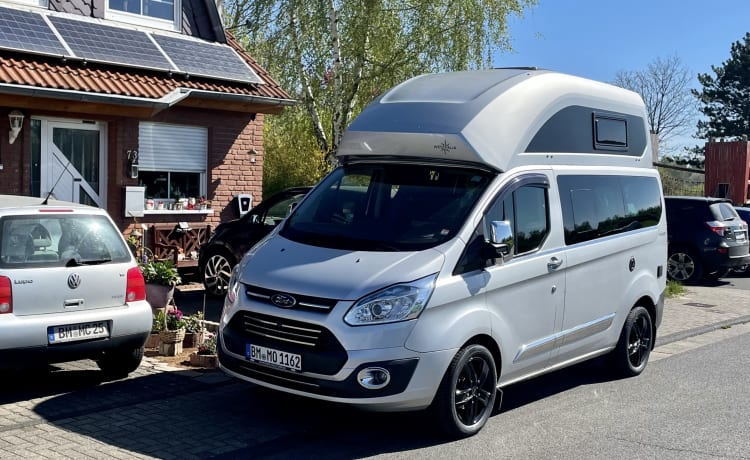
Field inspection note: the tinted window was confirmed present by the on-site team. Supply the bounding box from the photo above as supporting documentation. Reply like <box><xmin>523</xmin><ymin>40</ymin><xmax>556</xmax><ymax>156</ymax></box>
<box><xmin>594</xmin><ymin>115</ymin><xmax>627</xmax><ymax>150</ymax></box>
<box><xmin>559</xmin><ymin>175</ymin><xmax>662</xmax><ymax>245</ymax></box>
<box><xmin>711</xmin><ymin>202</ymin><xmax>740</xmax><ymax>221</ymax></box>
<box><xmin>483</xmin><ymin>181</ymin><xmax>550</xmax><ymax>256</ymax></box>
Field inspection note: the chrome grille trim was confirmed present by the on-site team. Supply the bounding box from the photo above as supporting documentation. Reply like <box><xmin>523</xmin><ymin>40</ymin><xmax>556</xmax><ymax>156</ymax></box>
<box><xmin>244</xmin><ymin>285</ymin><xmax>337</xmax><ymax>313</ymax></box>
<box><xmin>242</xmin><ymin>312</ymin><xmax>324</xmax><ymax>348</ymax></box>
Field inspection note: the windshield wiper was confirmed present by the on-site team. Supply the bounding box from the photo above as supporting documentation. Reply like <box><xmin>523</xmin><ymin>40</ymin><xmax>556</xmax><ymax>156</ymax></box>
<box><xmin>65</xmin><ymin>257</ymin><xmax>111</xmax><ymax>267</ymax></box>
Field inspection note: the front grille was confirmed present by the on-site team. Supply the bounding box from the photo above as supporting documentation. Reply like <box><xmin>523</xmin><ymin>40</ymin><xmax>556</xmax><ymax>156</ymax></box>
<box><xmin>224</xmin><ymin>311</ymin><xmax>348</xmax><ymax>375</ymax></box>
<box><xmin>245</xmin><ymin>285</ymin><xmax>338</xmax><ymax>313</ymax></box>
<box><xmin>243</xmin><ymin>311</ymin><xmax>323</xmax><ymax>347</ymax></box>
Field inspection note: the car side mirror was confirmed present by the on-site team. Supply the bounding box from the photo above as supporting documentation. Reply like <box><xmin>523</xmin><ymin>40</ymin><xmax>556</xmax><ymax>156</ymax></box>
<box><xmin>489</xmin><ymin>220</ymin><xmax>514</xmax><ymax>258</ymax></box>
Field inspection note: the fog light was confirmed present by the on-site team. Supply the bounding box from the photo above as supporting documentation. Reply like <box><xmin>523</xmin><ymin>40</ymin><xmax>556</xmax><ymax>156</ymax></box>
<box><xmin>357</xmin><ymin>367</ymin><xmax>390</xmax><ymax>390</ymax></box>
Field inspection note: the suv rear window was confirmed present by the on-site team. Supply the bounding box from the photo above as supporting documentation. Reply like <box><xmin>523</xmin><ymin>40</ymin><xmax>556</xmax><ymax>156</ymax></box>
<box><xmin>0</xmin><ymin>214</ymin><xmax>131</xmax><ymax>268</ymax></box>
<box><xmin>710</xmin><ymin>202</ymin><xmax>740</xmax><ymax>221</ymax></box>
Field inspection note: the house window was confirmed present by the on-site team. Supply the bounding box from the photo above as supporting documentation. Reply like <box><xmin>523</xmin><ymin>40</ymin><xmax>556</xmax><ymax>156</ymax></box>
<box><xmin>107</xmin><ymin>0</ymin><xmax>180</xmax><ymax>30</ymax></box>
<box><xmin>6</xmin><ymin>0</ymin><xmax>48</xmax><ymax>7</ymax></box>
<box><xmin>137</xmin><ymin>122</ymin><xmax>206</xmax><ymax>202</ymax></box>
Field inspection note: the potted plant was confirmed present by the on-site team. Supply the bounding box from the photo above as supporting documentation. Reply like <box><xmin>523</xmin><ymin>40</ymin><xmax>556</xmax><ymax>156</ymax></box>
<box><xmin>183</xmin><ymin>312</ymin><xmax>207</xmax><ymax>348</ymax></box>
<box><xmin>159</xmin><ymin>308</ymin><xmax>187</xmax><ymax>356</ymax></box>
<box><xmin>145</xmin><ymin>310</ymin><xmax>165</xmax><ymax>348</ymax></box>
<box><xmin>189</xmin><ymin>332</ymin><xmax>218</xmax><ymax>368</ymax></box>
<box><xmin>140</xmin><ymin>259</ymin><xmax>182</xmax><ymax>309</ymax></box>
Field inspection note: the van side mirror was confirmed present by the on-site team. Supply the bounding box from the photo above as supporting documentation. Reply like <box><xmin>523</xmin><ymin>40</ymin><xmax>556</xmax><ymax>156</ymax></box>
<box><xmin>489</xmin><ymin>220</ymin><xmax>514</xmax><ymax>257</ymax></box>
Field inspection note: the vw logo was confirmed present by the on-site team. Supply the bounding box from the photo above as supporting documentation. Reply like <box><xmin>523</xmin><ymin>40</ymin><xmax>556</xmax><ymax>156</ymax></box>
<box><xmin>270</xmin><ymin>293</ymin><xmax>296</xmax><ymax>308</ymax></box>
<box><xmin>67</xmin><ymin>273</ymin><xmax>81</xmax><ymax>289</ymax></box>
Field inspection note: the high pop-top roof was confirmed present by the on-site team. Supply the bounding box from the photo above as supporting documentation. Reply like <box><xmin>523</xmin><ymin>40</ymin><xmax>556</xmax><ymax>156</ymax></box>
<box><xmin>338</xmin><ymin>68</ymin><xmax>651</xmax><ymax>171</ymax></box>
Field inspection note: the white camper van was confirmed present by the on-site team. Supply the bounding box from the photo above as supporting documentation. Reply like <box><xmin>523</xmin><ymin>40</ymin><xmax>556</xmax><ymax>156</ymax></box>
<box><xmin>218</xmin><ymin>68</ymin><xmax>667</xmax><ymax>437</ymax></box>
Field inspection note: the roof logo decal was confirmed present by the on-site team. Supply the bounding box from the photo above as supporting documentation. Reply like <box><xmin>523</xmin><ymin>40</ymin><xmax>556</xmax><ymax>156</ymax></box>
<box><xmin>434</xmin><ymin>140</ymin><xmax>456</xmax><ymax>155</ymax></box>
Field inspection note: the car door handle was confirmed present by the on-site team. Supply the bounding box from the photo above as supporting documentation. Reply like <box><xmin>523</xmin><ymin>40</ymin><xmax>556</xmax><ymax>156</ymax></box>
<box><xmin>547</xmin><ymin>257</ymin><xmax>563</xmax><ymax>270</ymax></box>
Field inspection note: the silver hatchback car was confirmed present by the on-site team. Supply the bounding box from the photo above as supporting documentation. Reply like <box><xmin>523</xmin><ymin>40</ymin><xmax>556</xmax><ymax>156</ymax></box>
<box><xmin>0</xmin><ymin>195</ymin><xmax>152</xmax><ymax>375</ymax></box>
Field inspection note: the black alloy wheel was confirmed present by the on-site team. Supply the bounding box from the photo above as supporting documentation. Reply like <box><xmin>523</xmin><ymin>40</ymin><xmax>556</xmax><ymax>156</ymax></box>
<box><xmin>612</xmin><ymin>306</ymin><xmax>653</xmax><ymax>377</ymax></box>
<box><xmin>432</xmin><ymin>344</ymin><xmax>497</xmax><ymax>438</ymax></box>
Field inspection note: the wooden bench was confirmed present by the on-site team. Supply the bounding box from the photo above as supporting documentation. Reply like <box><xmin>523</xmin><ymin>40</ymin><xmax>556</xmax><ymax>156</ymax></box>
<box><xmin>147</xmin><ymin>223</ymin><xmax>212</xmax><ymax>268</ymax></box>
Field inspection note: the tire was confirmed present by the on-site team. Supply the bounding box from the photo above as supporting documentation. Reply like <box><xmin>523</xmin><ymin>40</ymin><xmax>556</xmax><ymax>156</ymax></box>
<box><xmin>202</xmin><ymin>250</ymin><xmax>235</xmax><ymax>297</ymax></box>
<box><xmin>97</xmin><ymin>345</ymin><xmax>144</xmax><ymax>378</ymax></box>
<box><xmin>667</xmin><ymin>248</ymin><xmax>703</xmax><ymax>284</ymax></box>
<box><xmin>431</xmin><ymin>344</ymin><xmax>497</xmax><ymax>438</ymax></box>
<box><xmin>610</xmin><ymin>306</ymin><xmax>653</xmax><ymax>377</ymax></box>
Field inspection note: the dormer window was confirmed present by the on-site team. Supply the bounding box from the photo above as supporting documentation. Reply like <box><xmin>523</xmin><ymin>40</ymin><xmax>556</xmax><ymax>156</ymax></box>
<box><xmin>107</xmin><ymin>0</ymin><xmax>181</xmax><ymax>31</ymax></box>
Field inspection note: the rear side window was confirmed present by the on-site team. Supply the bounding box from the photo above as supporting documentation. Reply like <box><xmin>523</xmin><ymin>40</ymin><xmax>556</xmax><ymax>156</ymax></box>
<box><xmin>0</xmin><ymin>214</ymin><xmax>131</xmax><ymax>268</ymax></box>
<box><xmin>559</xmin><ymin>175</ymin><xmax>662</xmax><ymax>245</ymax></box>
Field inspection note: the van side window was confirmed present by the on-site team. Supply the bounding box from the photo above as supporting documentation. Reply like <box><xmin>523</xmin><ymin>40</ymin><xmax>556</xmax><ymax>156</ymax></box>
<box><xmin>454</xmin><ymin>182</ymin><xmax>549</xmax><ymax>275</ymax></box>
<box><xmin>559</xmin><ymin>175</ymin><xmax>662</xmax><ymax>245</ymax></box>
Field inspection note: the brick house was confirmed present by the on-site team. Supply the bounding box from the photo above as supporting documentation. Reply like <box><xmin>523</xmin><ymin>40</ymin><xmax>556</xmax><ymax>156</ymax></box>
<box><xmin>0</xmin><ymin>0</ymin><xmax>293</xmax><ymax>264</ymax></box>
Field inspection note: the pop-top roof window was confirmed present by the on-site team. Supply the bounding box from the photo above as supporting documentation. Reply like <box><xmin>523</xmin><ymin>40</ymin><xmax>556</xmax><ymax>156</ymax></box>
<box><xmin>593</xmin><ymin>114</ymin><xmax>627</xmax><ymax>151</ymax></box>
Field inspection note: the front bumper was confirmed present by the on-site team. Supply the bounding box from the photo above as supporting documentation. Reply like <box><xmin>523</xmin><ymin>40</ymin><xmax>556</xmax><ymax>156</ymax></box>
<box><xmin>218</xmin><ymin>334</ymin><xmax>456</xmax><ymax>411</ymax></box>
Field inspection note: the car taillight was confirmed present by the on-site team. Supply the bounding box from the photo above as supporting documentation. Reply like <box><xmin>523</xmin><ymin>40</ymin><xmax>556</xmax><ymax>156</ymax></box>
<box><xmin>126</xmin><ymin>267</ymin><xmax>146</xmax><ymax>302</ymax></box>
<box><xmin>0</xmin><ymin>276</ymin><xmax>12</xmax><ymax>314</ymax></box>
<box><xmin>705</xmin><ymin>221</ymin><xmax>726</xmax><ymax>237</ymax></box>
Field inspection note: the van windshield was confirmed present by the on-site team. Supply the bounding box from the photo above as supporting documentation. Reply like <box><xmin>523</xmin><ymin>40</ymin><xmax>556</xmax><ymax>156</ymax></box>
<box><xmin>281</xmin><ymin>162</ymin><xmax>494</xmax><ymax>251</ymax></box>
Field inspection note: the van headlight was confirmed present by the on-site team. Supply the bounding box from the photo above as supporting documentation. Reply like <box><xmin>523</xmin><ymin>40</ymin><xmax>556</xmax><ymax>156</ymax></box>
<box><xmin>221</xmin><ymin>266</ymin><xmax>241</xmax><ymax>321</ymax></box>
<box><xmin>344</xmin><ymin>274</ymin><xmax>437</xmax><ymax>326</ymax></box>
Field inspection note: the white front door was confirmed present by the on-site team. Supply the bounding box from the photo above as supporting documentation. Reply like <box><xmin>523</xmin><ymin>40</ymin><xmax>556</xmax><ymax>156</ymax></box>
<box><xmin>40</xmin><ymin>120</ymin><xmax>106</xmax><ymax>207</ymax></box>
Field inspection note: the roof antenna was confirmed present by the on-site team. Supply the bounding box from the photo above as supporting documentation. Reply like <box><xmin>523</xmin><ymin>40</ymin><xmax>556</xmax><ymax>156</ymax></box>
<box><xmin>42</xmin><ymin>160</ymin><xmax>73</xmax><ymax>205</ymax></box>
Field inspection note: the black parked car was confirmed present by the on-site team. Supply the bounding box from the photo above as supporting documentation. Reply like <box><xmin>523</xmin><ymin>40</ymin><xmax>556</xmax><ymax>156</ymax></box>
<box><xmin>199</xmin><ymin>187</ymin><xmax>311</xmax><ymax>296</ymax></box>
<box><xmin>732</xmin><ymin>206</ymin><xmax>750</xmax><ymax>275</ymax></box>
<box><xmin>665</xmin><ymin>196</ymin><xmax>750</xmax><ymax>283</ymax></box>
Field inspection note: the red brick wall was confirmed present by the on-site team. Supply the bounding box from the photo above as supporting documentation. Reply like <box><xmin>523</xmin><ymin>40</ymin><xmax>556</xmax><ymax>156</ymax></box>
<box><xmin>0</xmin><ymin>106</ymin><xmax>266</xmax><ymax>237</ymax></box>
<box><xmin>704</xmin><ymin>141</ymin><xmax>750</xmax><ymax>205</ymax></box>
<box><xmin>0</xmin><ymin>109</ymin><xmax>29</xmax><ymax>196</ymax></box>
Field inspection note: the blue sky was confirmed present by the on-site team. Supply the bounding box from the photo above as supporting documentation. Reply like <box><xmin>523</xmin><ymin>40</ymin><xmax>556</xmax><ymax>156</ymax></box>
<box><xmin>498</xmin><ymin>0</ymin><xmax>750</xmax><ymax>83</ymax></box>
<box><xmin>495</xmin><ymin>0</ymin><xmax>750</xmax><ymax>152</ymax></box>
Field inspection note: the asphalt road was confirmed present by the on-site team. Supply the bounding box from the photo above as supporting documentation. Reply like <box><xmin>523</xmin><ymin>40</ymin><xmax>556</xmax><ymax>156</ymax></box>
<box><xmin>2</xmin><ymin>322</ymin><xmax>749</xmax><ymax>459</ymax></box>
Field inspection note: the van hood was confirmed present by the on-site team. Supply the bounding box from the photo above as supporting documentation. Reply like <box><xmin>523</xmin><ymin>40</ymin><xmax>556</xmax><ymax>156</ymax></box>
<box><xmin>239</xmin><ymin>235</ymin><xmax>445</xmax><ymax>301</ymax></box>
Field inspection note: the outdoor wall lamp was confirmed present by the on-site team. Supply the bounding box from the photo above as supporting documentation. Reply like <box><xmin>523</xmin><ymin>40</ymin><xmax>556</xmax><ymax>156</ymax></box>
<box><xmin>127</xmin><ymin>149</ymin><xmax>139</xmax><ymax>179</ymax></box>
<box><xmin>8</xmin><ymin>110</ymin><xmax>24</xmax><ymax>144</ymax></box>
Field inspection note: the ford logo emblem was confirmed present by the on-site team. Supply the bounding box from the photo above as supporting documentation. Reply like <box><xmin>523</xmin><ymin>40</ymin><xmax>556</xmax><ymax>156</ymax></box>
<box><xmin>68</xmin><ymin>273</ymin><xmax>81</xmax><ymax>289</ymax></box>
<box><xmin>270</xmin><ymin>293</ymin><xmax>296</xmax><ymax>308</ymax></box>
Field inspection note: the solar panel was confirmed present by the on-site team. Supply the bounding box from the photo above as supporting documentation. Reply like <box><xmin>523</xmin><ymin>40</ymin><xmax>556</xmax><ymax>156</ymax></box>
<box><xmin>48</xmin><ymin>15</ymin><xmax>175</xmax><ymax>72</ymax></box>
<box><xmin>0</xmin><ymin>6</ymin><xmax>68</xmax><ymax>56</ymax></box>
<box><xmin>0</xmin><ymin>6</ymin><xmax>264</xmax><ymax>85</ymax></box>
<box><xmin>152</xmin><ymin>34</ymin><xmax>263</xmax><ymax>84</ymax></box>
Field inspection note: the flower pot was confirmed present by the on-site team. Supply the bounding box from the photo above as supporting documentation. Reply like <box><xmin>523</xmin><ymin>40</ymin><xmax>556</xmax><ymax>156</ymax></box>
<box><xmin>189</xmin><ymin>352</ymin><xmax>218</xmax><ymax>368</ymax></box>
<box><xmin>183</xmin><ymin>331</ymin><xmax>205</xmax><ymax>348</ymax></box>
<box><xmin>144</xmin><ymin>333</ymin><xmax>161</xmax><ymax>349</ymax></box>
<box><xmin>146</xmin><ymin>283</ymin><xmax>175</xmax><ymax>309</ymax></box>
<box><xmin>158</xmin><ymin>328</ymin><xmax>186</xmax><ymax>356</ymax></box>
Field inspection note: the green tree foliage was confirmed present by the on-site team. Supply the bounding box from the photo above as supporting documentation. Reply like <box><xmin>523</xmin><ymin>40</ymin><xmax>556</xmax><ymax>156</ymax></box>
<box><xmin>262</xmin><ymin>108</ymin><xmax>330</xmax><ymax>197</ymax></box>
<box><xmin>694</xmin><ymin>32</ymin><xmax>750</xmax><ymax>141</ymax></box>
<box><xmin>225</xmin><ymin>0</ymin><xmax>536</xmax><ymax>192</ymax></box>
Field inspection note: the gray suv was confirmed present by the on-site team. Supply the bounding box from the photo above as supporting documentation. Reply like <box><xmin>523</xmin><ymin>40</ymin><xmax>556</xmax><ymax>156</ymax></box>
<box><xmin>0</xmin><ymin>195</ymin><xmax>152</xmax><ymax>375</ymax></box>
